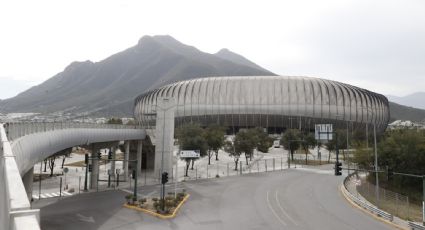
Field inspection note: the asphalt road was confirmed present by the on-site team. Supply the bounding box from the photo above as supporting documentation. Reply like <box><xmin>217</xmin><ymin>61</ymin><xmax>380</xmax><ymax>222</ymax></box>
<box><xmin>39</xmin><ymin>169</ymin><xmax>394</xmax><ymax>230</ymax></box>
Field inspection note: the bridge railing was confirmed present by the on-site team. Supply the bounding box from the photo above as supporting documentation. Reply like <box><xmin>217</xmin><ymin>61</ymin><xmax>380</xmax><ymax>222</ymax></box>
<box><xmin>1</xmin><ymin>124</ymin><xmax>41</xmax><ymax>230</ymax></box>
<box><xmin>4</xmin><ymin>122</ymin><xmax>142</xmax><ymax>141</ymax></box>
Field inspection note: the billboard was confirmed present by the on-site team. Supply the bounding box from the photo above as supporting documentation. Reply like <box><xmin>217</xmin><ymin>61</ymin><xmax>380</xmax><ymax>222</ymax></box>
<box><xmin>315</xmin><ymin>124</ymin><xmax>333</xmax><ymax>140</ymax></box>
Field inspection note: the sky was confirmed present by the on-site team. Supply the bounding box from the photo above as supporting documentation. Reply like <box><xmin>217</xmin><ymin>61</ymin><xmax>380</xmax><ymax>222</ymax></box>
<box><xmin>1</xmin><ymin>0</ymin><xmax>424</xmax><ymax>99</ymax></box>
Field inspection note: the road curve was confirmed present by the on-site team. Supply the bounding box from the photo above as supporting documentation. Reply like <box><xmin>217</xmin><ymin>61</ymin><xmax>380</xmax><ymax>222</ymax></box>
<box><xmin>39</xmin><ymin>169</ymin><xmax>395</xmax><ymax>230</ymax></box>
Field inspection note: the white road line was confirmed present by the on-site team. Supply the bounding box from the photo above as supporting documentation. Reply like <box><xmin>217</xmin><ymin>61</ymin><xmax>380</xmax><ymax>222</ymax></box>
<box><xmin>275</xmin><ymin>190</ymin><xmax>299</xmax><ymax>226</ymax></box>
<box><xmin>40</xmin><ymin>194</ymin><xmax>47</xmax><ymax>198</ymax></box>
<box><xmin>63</xmin><ymin>191</ymin><xmax>72</xmax><ymax>196</ymax></box>
<box><xmin>44</xmin><ymin>193</ymin><xmax>53</xmax><ymax>198</ymax></box>
<box><xmin>266</xmin><ymin>191</ymin><xmax>287</xmax><ymax>226</ymax></box>
<box><xmin>32</xmin><ymin>195</ymin><xmax>38</xmax><ymax>199</ymax></box>
<box><xmin>51</xmin><ymin>193</ymin><xmax>59</xmax><ymax>196</ymax></box>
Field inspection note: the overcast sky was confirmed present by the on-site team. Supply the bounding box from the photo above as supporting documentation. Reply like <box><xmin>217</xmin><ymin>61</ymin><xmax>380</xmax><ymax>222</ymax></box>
<box><xmin>1</xmin><ymin>0</ymin><xmax>424</xmax><ymax>99</ymax></box>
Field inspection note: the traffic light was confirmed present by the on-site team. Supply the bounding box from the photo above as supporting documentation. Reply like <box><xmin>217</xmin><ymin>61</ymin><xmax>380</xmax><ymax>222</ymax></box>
<box><xmin>132</xmin><ymin>170</ymin><xmax>136</xmax><ymax>179</ymax></box>
<box><xmin>108</xmin><ymin>151</ymin><xmax>112</xmax><ymax>160</ymax></box>
<box><xmin>84</xmin><ymin>154</ymin><xmax>88</xmax><ymax>164</ymax></box>
<box><xmin>97</xmin><ymin>152</ymin><xmax>101</xmax><ymax>159</ymax></box>
<box><xmin>88</xmin><ymin>164</ymin><xmax>92</xmax><ymax>172</ymax></box>
<box><xmin>161</xmin><ymin>172</ymin><xmax>169</xmax><ymax>184</ymax></box>
<box><xmin>335</xmin><ymin>162</ymin><xmax>342</xmax><ymax>176</ymax></box>
<box><xmin>387</xmin><ymin>168</ymin><xmax>394</xmax><ymax>181</ymax></box>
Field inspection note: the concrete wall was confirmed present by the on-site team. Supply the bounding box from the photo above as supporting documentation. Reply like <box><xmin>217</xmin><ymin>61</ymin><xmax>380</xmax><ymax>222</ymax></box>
<box><xmin>1</xmin><ymin>124</ymin><xmax>40</xmax><ymax>230</ymax></box>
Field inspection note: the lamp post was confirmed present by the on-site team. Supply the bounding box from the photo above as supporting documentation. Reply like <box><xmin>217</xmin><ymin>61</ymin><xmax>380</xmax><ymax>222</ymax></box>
<box><xmin>362</xmin><ymin>106</ymin><xmax>380</xmax><ymax>207</ymax></box>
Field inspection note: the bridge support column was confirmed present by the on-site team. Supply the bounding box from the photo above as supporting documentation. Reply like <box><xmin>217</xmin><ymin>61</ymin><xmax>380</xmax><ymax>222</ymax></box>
<box><xmin>154</xmin><ymin>97</ymin><xmax>175</xmax><ymax>180</ymax></box>
<box><xmin>90</xmin><ymin>145</ymin><xmax>100</xmax><ymax>190</ymax></box>
<box><xmin>137</xmin><ymin>140</ymin><xmax>142</xmax><ymax>176</ymax></box>
<box><xmin>22</xmin><ymin>167</ymin><xmax>34</xmax><ymax>201</ymax></box>
<box><xmin>123</xmin><ymin>141</ymin><xmax>130</xmax><ymax>180</ymax></box>
<box><xmin>110</xmin><ymin>147</ymin><xmax>116</xmax><ymax>183</ymax></box>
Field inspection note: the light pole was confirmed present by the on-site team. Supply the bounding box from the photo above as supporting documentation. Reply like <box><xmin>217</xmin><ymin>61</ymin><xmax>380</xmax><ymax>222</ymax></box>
<box><xmin>362</xmin><ymin>106</ymin><xmax>380</xmax><ymax>207</ymax></box>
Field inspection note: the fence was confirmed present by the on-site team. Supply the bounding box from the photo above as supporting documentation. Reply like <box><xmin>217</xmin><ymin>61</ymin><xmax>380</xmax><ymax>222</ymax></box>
<box><xmin>343</xmin><ymin>173</ymin><xmax>394</xmax><ymax>222</ymax></box>
<box><xmin>356</xmin><ymin>174</ymin><xmax>423</xmax><ymax>222</ymax></box>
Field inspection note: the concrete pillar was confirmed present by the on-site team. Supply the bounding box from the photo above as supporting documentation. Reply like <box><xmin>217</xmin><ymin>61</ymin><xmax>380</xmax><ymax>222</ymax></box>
<box><xmin>89</xmin><ymin>145</ymin><xmax>99</xmax><ymax>189</ymax></box>
<box><xmin>123</xmin><ymin>141</ymin><xmax>130</xmax><ymax>180</ymax></box>
<box><xmin>22</xmin><ymin>167</ymin><xmax>34</xmax><ymax>201</ymax></box>
<box><xmin>137</xmin><ymin>140</ymin><xmax>143</xmax><ymax>176</ymax></box>
<box><xmin>154</xmin><ymin>97</ymin><xmax>176</xmax><ymax>179</ymax></box>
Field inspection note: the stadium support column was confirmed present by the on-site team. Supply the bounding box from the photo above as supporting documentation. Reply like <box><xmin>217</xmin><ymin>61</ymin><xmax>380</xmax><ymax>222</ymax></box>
<box><xmin>90</xmin><ymin>144</ymin><xmax>99</xmax><ymax>189</ymax></box>
<box><xmin>154</xmin><ymin>97</ymin><xmax>176</xmax><ymax>181</ymax></box>
<box><xmin>137</xmin><ymin>140</ymin><xmax>142</xmax><ymax>176</ymax></box>
<box><xmin>123</xmin><ymin>141</ymin><xmax>130</xmax><ymax>180</ymax></box>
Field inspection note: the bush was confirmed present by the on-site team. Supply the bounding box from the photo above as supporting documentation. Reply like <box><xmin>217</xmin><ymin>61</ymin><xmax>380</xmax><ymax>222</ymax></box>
<box><xmin>152</xmin><ymin>197</ymin><xmax>158</xmax><ymax>202</ymax></box>
<box><xmin>139</xmin><ymin>198</ymin><xmax>147</xmax><ymax>205</ymax></box>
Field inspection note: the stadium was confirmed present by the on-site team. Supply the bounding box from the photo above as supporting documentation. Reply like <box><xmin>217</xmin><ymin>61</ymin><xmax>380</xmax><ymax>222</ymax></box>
<box><xmin>134</xmin><ymin>76</ymin><xmax>390</xmax><ymax>133</ymax></box>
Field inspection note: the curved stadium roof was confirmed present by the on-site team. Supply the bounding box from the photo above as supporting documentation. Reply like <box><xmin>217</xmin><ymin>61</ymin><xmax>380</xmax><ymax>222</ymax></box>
<box><xmin>134</xmin><ymin>76</ymin><xmax>390</xmax><ymax>132</ymax></box>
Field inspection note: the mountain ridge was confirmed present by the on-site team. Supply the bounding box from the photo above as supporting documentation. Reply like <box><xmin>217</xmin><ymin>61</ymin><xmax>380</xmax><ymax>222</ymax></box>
<box><xmin>0</xmin><ymin>35</ymin><xmax>275</xmax><ymax>116</ymax></box>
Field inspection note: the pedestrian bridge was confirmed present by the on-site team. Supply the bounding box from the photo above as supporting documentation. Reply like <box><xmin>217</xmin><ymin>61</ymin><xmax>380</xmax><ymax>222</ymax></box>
<box><xmin>0</xmin><ymin>122</ymin><xmax>146</xmax><ymax>230</ymax></box>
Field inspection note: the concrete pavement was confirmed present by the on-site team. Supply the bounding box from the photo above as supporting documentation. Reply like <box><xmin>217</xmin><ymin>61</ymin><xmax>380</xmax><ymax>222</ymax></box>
<box><xmin>38</xmin><ymin>169</ymin><xmax>395</xmax><ymax>230</ymax></box>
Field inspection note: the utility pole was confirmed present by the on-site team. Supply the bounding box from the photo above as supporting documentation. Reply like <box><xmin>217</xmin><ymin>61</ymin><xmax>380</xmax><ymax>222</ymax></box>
<box><xmin>374</xmin><ymin>123</ymin><xmax>379</xmax><ymax>207</ymax></box>
<box><xmin>84</xmin><ymin>154</ymin><xmax>88</xmax><ymax>191</ymax></box>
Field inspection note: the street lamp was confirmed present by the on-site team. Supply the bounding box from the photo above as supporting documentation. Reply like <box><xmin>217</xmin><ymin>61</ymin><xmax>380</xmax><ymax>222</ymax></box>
<box><xmin>361</xmin><ymin>106</ymin><xmax>380</xmax><ymax>207</ymax></box>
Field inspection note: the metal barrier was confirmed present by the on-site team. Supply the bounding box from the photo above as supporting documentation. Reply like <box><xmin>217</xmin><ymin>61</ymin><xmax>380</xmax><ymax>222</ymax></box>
<box><xmin>409</xmin><ymin>221</ymin><xmax>425</xmax><ymax>230</ymax></box>
<box><xmin>4</xmin><ymin>122</ymin><xmax>142</xmax><ymax>141</ymax></box>
<box><xmin>343</xmin><ymin>174</ymin><xmax>394</xmax><ymax>222</ymax></box>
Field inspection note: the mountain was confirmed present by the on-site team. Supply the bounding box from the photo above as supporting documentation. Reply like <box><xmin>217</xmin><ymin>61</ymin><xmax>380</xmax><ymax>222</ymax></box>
<box><xmin>214</xmin><ymin>48</ymin><xmax>270</xmax><ymax>73</ymax></box>
<box><xmin>389</xmin><ymin>101</ymin><xmax>425</xmax><ymax>122</ymax></box>
<box><xmin>387</xmin><ymin>92</ymin><xmax>425</xmax><ymax>110</ymax></box>
<box><xmin>0</xmin><ymin>35</ymin><xmax>275</xmax><ymax>116</ymax></box>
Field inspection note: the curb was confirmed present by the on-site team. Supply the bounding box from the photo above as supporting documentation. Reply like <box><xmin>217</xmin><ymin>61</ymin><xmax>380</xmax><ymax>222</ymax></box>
<box><xmin>340</xmin><ymin>184</ymin><xmax>407</xmax><ymax>230</ymax></box>
<box><xmin>123</xmin><ymin>194</ymin><xmax>190</xmax><ymax>219</ymax></box>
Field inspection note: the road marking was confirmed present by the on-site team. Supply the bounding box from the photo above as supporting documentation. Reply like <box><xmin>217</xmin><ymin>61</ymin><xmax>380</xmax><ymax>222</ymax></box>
<box><xmin>32</xmin><ymin>192</ymin><xmax>74</xmax><ymax>199</ymax></box>
<box><xmin>266</xmin><ymin>191</ymin><xmax>287</xmax><ymax>226</ymax></box>
<box><xmin>76</xmin><ymin>213</ymin><xmax>95</xmax><ymax>223</ymax></box>
<box><xmin>275</xmin><ymin>190</ymin><xmax>298</xmax><ymax>226</ymax></box>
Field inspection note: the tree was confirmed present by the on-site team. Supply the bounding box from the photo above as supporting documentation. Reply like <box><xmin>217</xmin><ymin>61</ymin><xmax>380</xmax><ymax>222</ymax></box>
<box><xmin>107</xmin><ymin>118</ymin><xmax>123</xmax><ymax>124</ymax></box>
<box><xmin>235</xmin><ymin>130</ymin><xmax>258</xmax><ymax>165</ymax></box>
<box><xmin>251</xmin><ymin>127</ymin><xmax>273</xmax><ymax>154</ymax></box>
<box><xmin>48</xmin><ymin>156</ymin><xmax>57</xmax><ymax>177</ymax></box>
<box><xmin>281</xmin><ymin>129</ymin><xmax>301</xmax><ymax>160</ymax></box>
<box><xmin>300</xmin><ymin>132</ymin><xmax>316</xmax><ymax>165</ymax></box>
<box><xmin>175</xmin><ymin>123</ymin><xmax>208</xmax><ymax>176</ymax></box>
<box><xmin>204</xmin><ymin>124</ymin><xmax>226</xmax><ymax>165</ymax></box>
<box><xmin>224</xmin><ymin>139</ymin><xmax>242</xmax><ymax>170</ymax></box>
<box><xmin>324</xmin><ymin>129</ymin><xmax>346</xmax><ymax>163</ymax></box>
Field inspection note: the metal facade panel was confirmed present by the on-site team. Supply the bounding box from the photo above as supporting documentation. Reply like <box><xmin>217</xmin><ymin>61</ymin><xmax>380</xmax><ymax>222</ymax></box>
<box><xmin>134</xmin><ymin>76</ymin><xmax>390</xmax><ymax>130</ymax></box>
